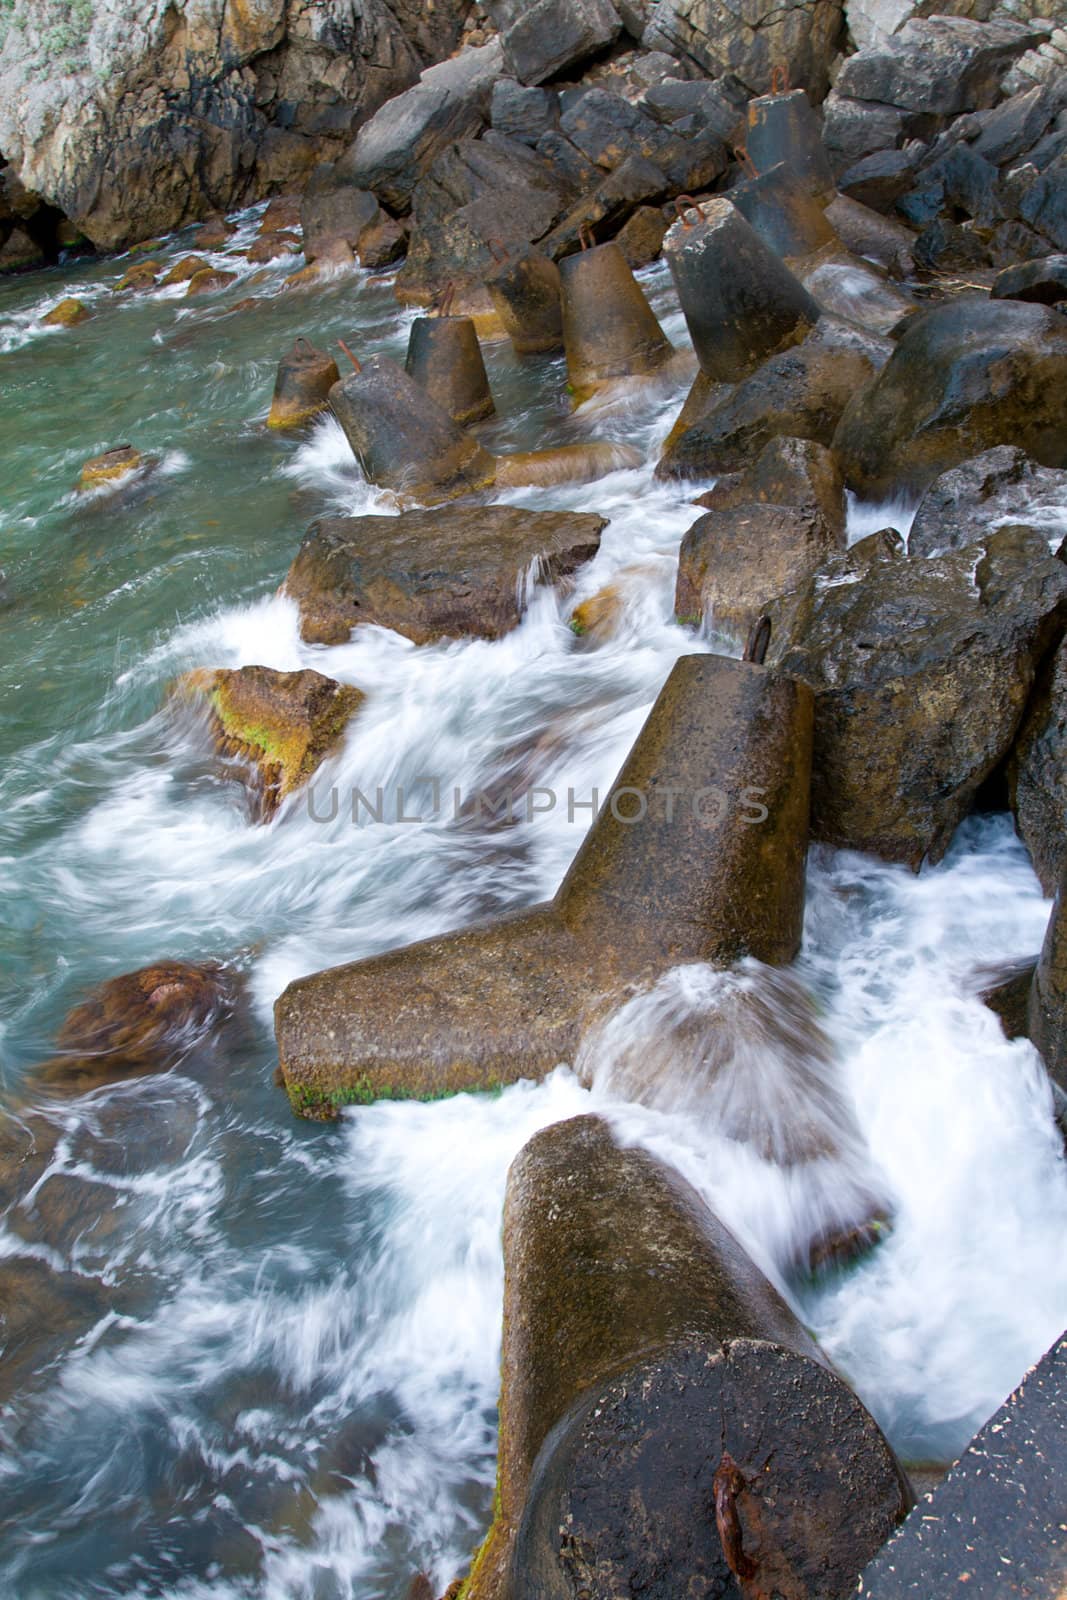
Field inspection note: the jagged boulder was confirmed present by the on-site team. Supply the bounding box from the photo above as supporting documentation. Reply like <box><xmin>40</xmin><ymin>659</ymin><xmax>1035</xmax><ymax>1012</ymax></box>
<box><xmin>335</xmin><ymin>40</ymin><xmax>505</xmax><ymax>212</ymax></box>
<box><xmin>993</xmin><ymin>253</ymin><xmax>1067</xmax><ymax>305</ymax></box>
<box><xmin>284</xmin><ymin>507</ymin><xmax>607</xmax><ymax>646</ymax></box>
<box><xmin>299</xmin><ymin>166</ymin><xmax>381</xmax><ymax>261</ymax></box>
<box><xmin>558</xmin><ymin>86</ymin><xmax>728</xmax><ymax>193</ymax></box>
<box><xmin>176</xmin><ymin>665</ymin><xmax>364</xmax><ymax>822</ymax></box>
<box><xmin>834</xmin><ymin>16</ymin><xmax>1050</xmax><ymax>117</ymax></box>
<box><xmin>821</xmin><ymin>92</ymin><xmax>906</xmax><ymax>176</ymax></box>
<box><xmin>908</xmin><ymin>446</ymin><xmax>1067</xmax><ymax>556</ymax></box>
<box><xmin>642</xmin><ymin>0</ymin><xmax>845</xmax><ymax>97</ymax></box>
<box><xmin>766</xmin><ymin>525</ymin><xmax>1067</xmax><ymax>865</ymax></box>
<box><xmin>659</xmin><ymin>317</ymin><xmax>891</xmax><ymax>480</ymax></box>
<box><xmin>833</xmin><ymin>298</ymin><xmax>1067</xmax><ymax>500</ymax></box>
<box><xmin>495</xmin><ymin>0</ymin><xmax>623</xmax><ymax>85</ymax></box>
<box><xmin>1030</xmin><ymin>881</ymin><xmax>1067</xmax><ymax>1093</ymax></box>
<box><xmin>395</xmin><ymin>134</ymin><xmax>575</xmax><ymax>306</ymax></box>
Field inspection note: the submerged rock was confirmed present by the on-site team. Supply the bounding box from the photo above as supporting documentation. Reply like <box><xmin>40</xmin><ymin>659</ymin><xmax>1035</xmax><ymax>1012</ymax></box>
<box><xmin>767</xmin><ymin>525</ymin><xmax>1067</xmax><ymax>865</ymax></box>
<box><xmin>461</xmin><ymin>1115</ymin><xmax>910</xmax><ymax>1600</ymax></box>
<box><xmin>78</xmin><ymin>445</ymin><xmax>142</xmax><ymax>492</ymax></box>
<box><xmin>114</xmin><ymin>259</ymin><xmax>162</xmax><ymax>292</ymax></box>
<box><xmin>185</xmin><ymin>267</ymin><xmax>237</xmax><ymax>296</ymax></box>
<box><xmin>41</xmin><ymin>297</ymin><xmax>89</xmax><ymax>327</ymax></box>
<box><xmin>160</xmin><ymin>253</ymin><xmax>209</xmax><ymax>286</ymax></box>
<box><xmin>176</xmin><ymin>665</ymin><xmax>364</xmax><ymax>823</ymax></box>
<box><xmin>284</xmin><ymin>507</ymin><xmax>607</xmax><ymax>647</ymax></box>
<box><xmin>31</xmin><ymin>961</ymin><xmax>242</xmax><ymax>1094</ymax></box>
<box><xmin>833</xmin><ymin>298</ymin><xmax>1067</xmax><ymax>501</ymax></box>
<box><xmin>275</xmin><ymin>654</ymin><xmax>813</xmax><ymax>1115</ymax></box>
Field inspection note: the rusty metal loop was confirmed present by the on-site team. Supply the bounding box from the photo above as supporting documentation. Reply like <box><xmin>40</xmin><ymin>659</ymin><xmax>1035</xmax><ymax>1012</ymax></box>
<box><xmin>486</xmin><ymin>237</ymin><xmax>509</xmax><ymax>264</ymax></box>
<box><xmin>743</xmin><ymin>615</ymin><xmax>772</xmax><ymax>665</ymax></box>
<box><xmin>673</xmin><ymin>194</ymin><xmax>700</xmax><ymax>228</ymax></box>
<box><xmin>293</xmin><ymin>336</ymin><xmax>314</xmax><ymax>356</ymax></box>
<box><xmin>771</xmin><ymin>63</ymin><xmax>790</xmax><ymax>95</ymax></box>
<box><xmin>338</xmin><ymin>338</ymin><xmax>362</xmax><ymax>374</ymax></box>
<box><xmin>437</xmin><ymin>281</ymin><xmax>457</xmax><ymax>317</ymax></box>
<box><xmin>732</xmin><ymin>143</ymin><xmax>759</xmax><ymax>180</ymax></box>
<box><xmin>578</xmin><ymin>221</ymin><xmax>595</xmax><ymax>252</ymax></box>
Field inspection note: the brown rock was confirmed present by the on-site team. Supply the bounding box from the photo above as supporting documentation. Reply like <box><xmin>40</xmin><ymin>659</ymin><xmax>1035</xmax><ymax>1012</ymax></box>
<box><xmin>78</xmin><ymin>445</ymin><xmax>143</xmax><ymax>492</ymax></box>
<box><xmin>274</xmin><ymin>654</ymin><xmax>813</xmax><ymax>1115</ymax></box>
<box><xmin>462</xmin><ymin>1115</ymin><xmax>910</xmax><ymax>1600</ymax></box>
<box><xmin>676</xmin><ymin>501</ymin><xmax>844</xmax><ymax>644</ymax></box>
<box><xmin>267</xmin><ymin>338</ymin><xmax>341</xmax><ymax>431</ymax></box>
<box><xmin>161</xmin><ymin>253</ymin><xmax>210</xmax><ymax>285</ymax></box>
<box><xmin>694</xmin><ymin>435</ymin><xmax>846</xmax><ymax>536</ymax></box>
<box><xmin>193</xmin><ymin>217</ymin><xmax>235</xmax><ymax>251</ymax></box>
<box><xmin>176</xmin><ymin>665</ymin><xmax>363</xmax><ymax>822</ymax></box>
<box><xmin>31</xmin><ymin>961</ymin><xmax>241</xmax><ymax>1094</ymax></box>
<box><xmin>114</xmin><ymin>259</ymin><xmax>163</xmax><ymax>292</ymax></box>
<box><xmin>260</xmin><ymin>195</ymin><xmax>303</xmax><ymax>233</ymax></box>
<box><xmin>185</xmin><ymin>267</ymin><xmax>238</xmax><ymax>296</ymax></box>
<box><xmin>357</xmin><ymin>215</ymin><xmax>407</xmax><ymax>268</ymax></box>
<box><xmin>285</xmin><ymin>506</ymin><xmax>607</xmax><ymax>647</ymax></box>
<box><xmin>247</xmin><ymin>230</ymin><xmax>300</xmax><ymax>264</ymax></box>
<box><xmin>615</xmin><ymin>203</ymin><xmax>667</xmax><ymax>267</ymax></box>
<box><xmin>1009</xmin><ymin>632</ymin><xmax>1067</xmax><ymax>897</ymax></box>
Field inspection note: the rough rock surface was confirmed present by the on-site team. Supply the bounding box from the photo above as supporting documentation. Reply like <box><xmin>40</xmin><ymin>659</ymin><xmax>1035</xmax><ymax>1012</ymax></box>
<box><xmin>335</xmin><ymin>39</ymin><xmax>505</xmax><ymax>212</ymax></box>
<box><xmin>908</xmin><ymin>445</ymin><xmax>1067</xmax><ymax>556</ymax></box>
<box><xmin>177</xmin><ymin>664</ymin><xmax>364</xmax><ymax>821</ymax></box>
<box><xmin>0</xmin><ymin>0</ymin><xmax>470</xmax><ymax>248</ymax></box>
<box><xmin>767</xmin><ymin>525</ymin><xmax>1067</xmax><ymax>865</ymax></box>
<box><xmin>1009</xmin><ymin>632</ymin><xmax>1067</xmax><ymax>897</ymax></box>
<box><xmin>833</xmin><ymin>298</ymin><xmax>1067</xmax><ymax>500</ymax></box>
<box><xmin>659</xmin><ymin>317</ymin><xmax>891</xmax><ymax>479</ymax></box>
<box><xmin>834</xmin><ymin>15</ymin><xmax>1050</xmax><ymax>117</ymax></box>
<box><xmin>642</xmin><ymin>0</ymin><xmax>845</xmax><ymax>97</ymax></box>
<box><xmin>284</xmin><ymin>507</ymin><xmax>608</xmax><ymax>645</ymax></box>
<box><xmin>497</xmin><ymin>0</ymin><xmax>623</xmax><ymax>85</ymax></box>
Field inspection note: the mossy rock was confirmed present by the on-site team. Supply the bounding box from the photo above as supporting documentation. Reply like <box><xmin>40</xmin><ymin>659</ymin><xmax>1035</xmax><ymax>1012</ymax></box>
<box><xmin>177</xmin><ymin>664</ymin><xmax>364</xmax><ymax>822</ymax></box>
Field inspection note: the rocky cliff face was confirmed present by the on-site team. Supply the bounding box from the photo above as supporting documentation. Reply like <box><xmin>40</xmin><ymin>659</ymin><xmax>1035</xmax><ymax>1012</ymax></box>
<box><xmin>0</xmin><ymin>0</ymin><xmax>470</xmax><ymax>249</ymax></box>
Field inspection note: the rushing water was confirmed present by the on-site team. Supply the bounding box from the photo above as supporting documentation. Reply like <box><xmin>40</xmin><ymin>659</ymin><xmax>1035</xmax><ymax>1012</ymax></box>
<box><xmin>1</xmin><ymin>213</ymin><xmax>1067</xmax><ymax>1599</ymax></box>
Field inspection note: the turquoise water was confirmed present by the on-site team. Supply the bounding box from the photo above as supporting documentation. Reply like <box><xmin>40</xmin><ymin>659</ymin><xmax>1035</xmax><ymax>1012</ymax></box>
<box><xmin>1</xmin><ymin>213</ymin><xmax>1066</xmax><ymax>1599</ymax></box>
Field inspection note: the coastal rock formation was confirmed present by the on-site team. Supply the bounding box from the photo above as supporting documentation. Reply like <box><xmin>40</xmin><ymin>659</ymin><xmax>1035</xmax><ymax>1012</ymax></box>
<box><xmin>642</xmin><ymin>0</ymin><xmax>845</xmax><ymax>98</ymax></box>
<box><xmin>766</xmin><ymin>525</ymin><xmax>1067</xmax><ymax>866</ymax></box>
<box><xmin>0</xmin><ymin>0</ymin><xmax>470</xmax><ymax>249</ymax></box>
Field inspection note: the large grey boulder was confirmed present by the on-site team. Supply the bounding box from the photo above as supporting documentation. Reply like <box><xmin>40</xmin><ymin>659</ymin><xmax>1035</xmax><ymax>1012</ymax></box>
<box><xmin>908</xmin><ymin>446</ymin><xmax>1067</xmax><ymax>557</ymax></box>
<box><xmin>835</xmin><ymin>15</ymin><xmax>1051</xmax><ymax>117</ymax></box>
<box><xmin>820</xmin><ymin>92</ymin><xmax>906</xmax><ymax>176</ymax></box>
<box><xmin>766</xmin><ymin>525</ymin><xmax>1067</xmax><ymax>865</ymax></box>
<box><xmin>337</xmin><ymin>40</ymin><xmax>505</xmax><ymax>212</ymax></box>
<box><xmin>642</xmin><ymin>0</ymin><xmax>845</xmax><ymax>97</ymax></box>
<box><xmin>496</xmin><ymin>0</ymin><xmax>624</xmax><ymax>85</ymax></box>
<box><xmin>833</xmin><ymin>298</ymin><xmax>1067</xmax><ymax>501</ymax></box>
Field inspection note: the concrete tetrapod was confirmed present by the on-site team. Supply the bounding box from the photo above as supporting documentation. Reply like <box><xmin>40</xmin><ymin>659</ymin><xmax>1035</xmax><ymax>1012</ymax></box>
<box><xmin>275</xmin><ymin>654</ymin><xmax>813</xmax><ymax>1118</ymax></box>
<box><xmin>461</xmin><ymin>1115</ymin><xmax>912</xmax><ymax>1600</ymax></box>
<box><xmin>486</xmin><ymin>247</ymin><xmax>563</xmax><ymax>355</ymax></box>
<box><xmin>267</xmin><ymin>338</ymin><xmax>341</xmax><ymax>430</ymax></box>
<box><xmin>728</xmin><ymin>162</ymin><xmax>840</xmax><ymax>262</ymax></box>
<box><xmin>745</xmin><ymin>88</ymin><xmax>836</xmax><ymax>202</ymax></box>
<box><xmin>663</xmin><ymin>198</ymin><xmax>821</xmax><ymax>384</ymax></box>
<box><xmin>404</xmin><ymin>314</ymin><xmax>495</xmax><ymax>425</ymax></box>
<box><xmin>558</xmin><ymin>240</ymin><xmax>675</xmax><ymax>403</ymax></box>
<box><xmin>328</xmin><ymin>356</ymin><xmax>639</xmax><ymax>503</ymax></box>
